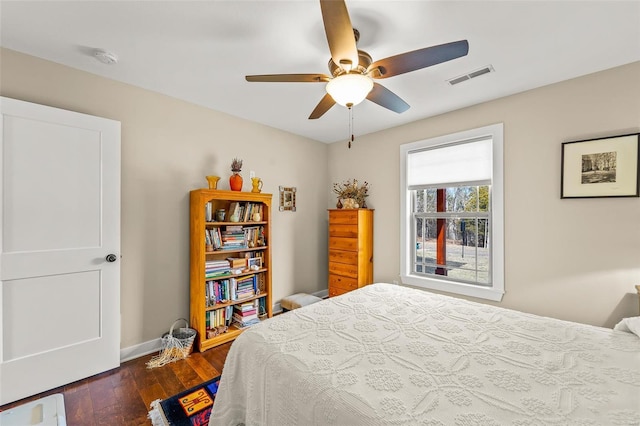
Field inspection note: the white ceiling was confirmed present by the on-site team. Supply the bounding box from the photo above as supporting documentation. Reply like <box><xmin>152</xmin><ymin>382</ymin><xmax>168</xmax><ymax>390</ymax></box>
<box><xmin>1</xmin><ymin>1</ymin><xmax>639</xmax><ymax>143</ymax></box>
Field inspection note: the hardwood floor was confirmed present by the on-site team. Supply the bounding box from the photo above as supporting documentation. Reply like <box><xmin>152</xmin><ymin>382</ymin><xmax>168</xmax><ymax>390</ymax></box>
<box><xmin>0</xmin><ymin>343</ymin><xmax>232</xmax><ymax>425</ymax></box>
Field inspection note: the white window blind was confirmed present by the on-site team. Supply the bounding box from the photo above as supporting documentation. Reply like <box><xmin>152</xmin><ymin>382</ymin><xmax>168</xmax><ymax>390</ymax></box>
<box><xmin>407</xmin><ymin>138</ymin><xmax>492</xmax><ymax>188</ymax></box>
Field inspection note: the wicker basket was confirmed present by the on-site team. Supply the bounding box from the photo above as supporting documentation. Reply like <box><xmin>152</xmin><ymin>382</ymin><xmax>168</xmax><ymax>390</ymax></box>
<box><xmin>166</xmin><ymin>318</ymin><xmax>197</xmax><ymax>357</ymax></box>
<box><xmin>146</xmin><ymin>318</ymin><xmax>197</xmax><ymax>369</ymax></box>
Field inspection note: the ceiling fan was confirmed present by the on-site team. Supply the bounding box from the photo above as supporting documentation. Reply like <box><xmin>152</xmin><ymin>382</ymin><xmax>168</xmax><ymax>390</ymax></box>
<box><xmin>245</xmin><ymin>0</ymin><xmax>469</xmax><ymax>120</ymax></box>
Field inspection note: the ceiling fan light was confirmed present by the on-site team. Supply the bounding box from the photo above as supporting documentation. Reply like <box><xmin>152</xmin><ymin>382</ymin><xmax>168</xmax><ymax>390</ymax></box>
<box><xmin>326</xmin><ymin>74</ymin><xmax>373</xmax><ymax>107</ymax></box>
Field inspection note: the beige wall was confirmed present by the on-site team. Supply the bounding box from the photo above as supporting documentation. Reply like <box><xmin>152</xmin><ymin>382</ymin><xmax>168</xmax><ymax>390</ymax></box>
<box><xmin>0</xmin><ymin>48</ymin><xmax>329</xmax><ymax>348</ymax></box>
<box><xmin>328</xmin><ymin>61</ymin><xmax>640</xmax><ymax>328</ymax></box>
<box><xmin>2</xmin><ymin>47</ymin><xmax>638</xmax><ymax>352</ymax></box>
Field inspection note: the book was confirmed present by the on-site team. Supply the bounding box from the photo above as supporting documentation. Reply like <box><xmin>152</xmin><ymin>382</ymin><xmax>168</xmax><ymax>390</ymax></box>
<box><xmin>233</xmin><ymin>318</ymin><xmax>260</xmax><ymax>329</ymax></box>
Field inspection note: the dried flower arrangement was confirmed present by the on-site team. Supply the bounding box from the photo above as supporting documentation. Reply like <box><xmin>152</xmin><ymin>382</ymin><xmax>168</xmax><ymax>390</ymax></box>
<box><xmin>332</xmin><ymin>179</ymin><xmax>370</xmax><ymax>208</ymax></box>
<box><xmin>231</xmin><ymin>158</ymin><xmax>243</xmax><ymax>172</ymax></box>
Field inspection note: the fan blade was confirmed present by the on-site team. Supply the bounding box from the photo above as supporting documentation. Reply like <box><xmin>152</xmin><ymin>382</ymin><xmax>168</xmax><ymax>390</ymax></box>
<box><xmin>368</xmin><ymin>40</ymin><xmax>469</xmax><ymax>79</ymax></box>
<box><xmin>246</xmin><ymin>74</ymin><xmax>330</xmax><ymax>83</ymax></box>
<box><xmin>320</xmin><ymin>0</ymin><xmax>358</xmax><ymax>71</ymax></box>
<box><xmin>309</xmin><ymin>93</ymin><xmax>336</xmax><ymax>119</ymax></box>
<box><xmin>366</xmin><ymin>83</ymin><xmax>410</xmax><ymax>113</ymax></box>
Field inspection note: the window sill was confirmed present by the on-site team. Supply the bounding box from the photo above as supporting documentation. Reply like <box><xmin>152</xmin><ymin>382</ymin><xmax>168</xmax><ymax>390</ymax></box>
<box><xmin>400</xmin><ymin>273</ymin><xmax>504</xmax><ymax>302</ymax></box>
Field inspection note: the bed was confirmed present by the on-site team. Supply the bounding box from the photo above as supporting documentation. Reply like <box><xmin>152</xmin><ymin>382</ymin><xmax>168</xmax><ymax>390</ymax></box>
<box><xmin>209</xmin><ymin>283</ymin><xmax>640</xmax><ymax>425</ymax></box>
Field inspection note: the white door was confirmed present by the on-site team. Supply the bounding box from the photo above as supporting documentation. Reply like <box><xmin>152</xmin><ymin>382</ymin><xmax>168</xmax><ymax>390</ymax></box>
<box><xmin>0</xmin><ymin>97</ymin><xmax>121</xmax><ymax>405</ymax></box>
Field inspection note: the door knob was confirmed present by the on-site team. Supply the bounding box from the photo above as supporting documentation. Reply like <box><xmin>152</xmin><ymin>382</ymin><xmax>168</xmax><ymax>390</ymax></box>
<box><xmin>105</xmin><ymin>254</ymin><xmax>118</xmax><ymax>263</ymax></box>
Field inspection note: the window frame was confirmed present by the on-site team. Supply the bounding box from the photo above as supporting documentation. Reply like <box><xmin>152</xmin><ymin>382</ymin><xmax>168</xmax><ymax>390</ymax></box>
<box><xmin>400</xmin><ymin>123</ymin><xmax>504</xmax><ymax>302</ymax></box>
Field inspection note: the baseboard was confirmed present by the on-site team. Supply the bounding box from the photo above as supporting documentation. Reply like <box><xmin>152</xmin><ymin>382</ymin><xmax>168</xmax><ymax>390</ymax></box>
<box><xmin>314</xmin><ymin>289</ymin><xmax>329</xmax><ymax>299</ymax></box>
<box><xmin>120</xmin><ymin>295</ymin><xmax>327</xmax><ymax>362</ymax></box>
<box><xmin>120</xmin><ymin>338</ymin><xmax>162</xmax><ymax>363</ymax></box>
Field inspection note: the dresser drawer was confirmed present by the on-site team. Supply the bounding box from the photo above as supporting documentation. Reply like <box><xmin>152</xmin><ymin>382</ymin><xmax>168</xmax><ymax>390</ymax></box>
<box><xmin>329</xmin><ymin>210</ymin><xmax>358</xmax><ymax>225</ymax></box>
<box><xmin>328</xmin><ymin>274</ymin><xmax>358</xmax><ymax>291</ymax></box>
<box><xmin>329</xmin><ymin>237</ymin><xmax>358</xmax><ymax>251</ymax></box>
<box><xmin>328</xmin><ymin>261</ymin><xmax>358</xmax><ymax>278</ymax></box>
<box><xmin>329</xmin><ymin>249</ymin><xmax>358</xmax><ymax>265</ymax></box>
<box><xmin>329</xmin><ymin>224</ymin><xmax>358</xmax><ymax>238</ymax></box>
<box><xmin>328</xmin><ymin>285</ymin><xmax>351</xmax><ymax>298</ymax></box>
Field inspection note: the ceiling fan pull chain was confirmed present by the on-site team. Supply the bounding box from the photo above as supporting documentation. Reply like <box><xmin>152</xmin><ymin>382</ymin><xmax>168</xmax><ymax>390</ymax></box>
<box><xmin>348</xmin><ymin>105</ymin><xmax>354</xmax><ymax>149</ymax></box>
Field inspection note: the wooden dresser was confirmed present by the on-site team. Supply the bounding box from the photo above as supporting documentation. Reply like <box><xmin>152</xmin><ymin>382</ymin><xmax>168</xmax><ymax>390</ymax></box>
<box><xmin>328</xmin><ymin>209</ymin><xmax>374</xmax><ymax>297</ymax></box>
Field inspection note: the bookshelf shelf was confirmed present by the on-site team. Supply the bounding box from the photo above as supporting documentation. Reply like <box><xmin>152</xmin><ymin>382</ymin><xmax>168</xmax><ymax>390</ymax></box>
<box><xmin>206</xmin><ymin>221</ymin><xmax>268</xmax><ymax>226</ymax></box>
<box><xmin>205</xmin><ymin>268</ymin><xmax>268</xmax><ymax>280</ymax></box>
<box><xmin>190</xmin><ymin>189</ymin><xmax>273</xmax><ymax>352</ymax></box>
<box><xmin>204</xmin><ymin>246</ymin><xmax>268</xmax><ymax>255</ymax></box>
<box><xmin>205</xmin><ymin>291</ymin><xmax>268</xmax><ymax>312</ymax></box>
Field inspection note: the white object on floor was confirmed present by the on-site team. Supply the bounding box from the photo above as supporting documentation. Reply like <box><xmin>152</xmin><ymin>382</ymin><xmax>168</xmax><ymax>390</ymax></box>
<box><xmin>280</xmin><ymin>293</ymin><xmax>322</xmax><ymax>311</ymax></box>
<box><xmin>0</xmin><ymin>393</ymin><xmax>66</xmax><ymax>426</ymax></box>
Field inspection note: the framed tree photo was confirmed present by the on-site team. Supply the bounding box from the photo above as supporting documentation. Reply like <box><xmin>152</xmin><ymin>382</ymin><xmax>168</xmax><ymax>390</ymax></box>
<box><xmin>561</xmin><ymin>133</ymin><xmax>639</xmax><ymax>198</ymax></box>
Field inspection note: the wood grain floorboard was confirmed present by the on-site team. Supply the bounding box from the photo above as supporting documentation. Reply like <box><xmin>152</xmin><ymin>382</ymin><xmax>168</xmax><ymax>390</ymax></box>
<box><xmin>150</xmin><ymin>362</ymin><xmax>185</xmax><ymax>398</ymax></box>
<box><xmin>186</xmin><ymin>352</ymin><xmax>220</xmax><ymax>381</ymax></box>
<box><xmin>0</xmin><ymin>342</ymin><xmax>232</xmax><ymax>425</ymax></box>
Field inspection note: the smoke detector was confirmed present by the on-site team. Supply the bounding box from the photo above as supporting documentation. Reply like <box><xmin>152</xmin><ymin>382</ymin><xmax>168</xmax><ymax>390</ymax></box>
<box><xmin>93</xmin><ymin>49</ymin><xmax>118</xmax><ymax>65</ymax></box>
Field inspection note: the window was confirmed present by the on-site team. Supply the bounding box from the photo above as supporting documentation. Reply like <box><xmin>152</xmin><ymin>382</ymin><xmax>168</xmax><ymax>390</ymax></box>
<box><xmin>400</xmin><ymin>124</ymin><xmax>504</xmax><ymax>301</ymax></box>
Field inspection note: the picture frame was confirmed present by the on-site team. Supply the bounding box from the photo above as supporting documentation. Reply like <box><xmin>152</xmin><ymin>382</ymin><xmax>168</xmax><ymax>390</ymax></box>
<box><xmin>561</xmin><ymin>133</ymin><xmax>639</xmax><ymax>198</ymax></box>
<box><xmin>279</xmin><ymin>186</ymin><xmax>297</xmax><ymax>211</ymax></box>
<box><xmin>247</xmin><ymin>257</ymin><xmax>262</xmax><ymax>269</ymax></box>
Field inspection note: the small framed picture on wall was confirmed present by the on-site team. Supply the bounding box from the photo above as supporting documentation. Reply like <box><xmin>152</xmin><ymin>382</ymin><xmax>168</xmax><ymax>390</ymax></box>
<box><xmin>279</xmin><ymin>186</ymin><xmax>297</xmax><ymax>211</ymax></box>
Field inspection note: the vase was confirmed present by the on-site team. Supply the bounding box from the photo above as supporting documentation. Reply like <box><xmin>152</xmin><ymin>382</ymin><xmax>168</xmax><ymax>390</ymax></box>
<box><xmin>336</xmin><ymin>199</ymin><xmax>343</xmax><ymax>209</ymax></box>
<box><xmin>229</xmin><ymin>171</ymin><xmax>243</xmax><ymax>191</ymax></box>
<box><xmin>343</xmin><ymin>198</ymin><xmax>359</xmax><ymax>209</ymax></box>
<box><xmin>205</xmin><ymin>175</ymin><xmax>220</xmax><ymax>190</ymax></box>
<box><xmin>251</xmin><ymin>177</ymin><xmax>263</xmax><ymax>193</ymax></box>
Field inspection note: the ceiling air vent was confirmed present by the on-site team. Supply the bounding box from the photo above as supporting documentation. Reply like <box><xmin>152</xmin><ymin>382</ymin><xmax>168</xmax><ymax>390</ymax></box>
<box><xmin>447</xmin><ymin>65</ymin><xmax>494</xmax><ymax>86</ymax></box>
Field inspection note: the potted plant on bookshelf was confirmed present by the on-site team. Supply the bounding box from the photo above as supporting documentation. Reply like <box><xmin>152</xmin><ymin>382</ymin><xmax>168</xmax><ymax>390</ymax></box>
<box><xmin>229</xmin><ymin>158</ymin><xmax>243</xmax><ymax>191</ymax></box>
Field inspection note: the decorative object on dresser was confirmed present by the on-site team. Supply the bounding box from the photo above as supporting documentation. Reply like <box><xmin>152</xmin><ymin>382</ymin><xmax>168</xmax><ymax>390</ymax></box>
<box><xmin>328</xmin><ymin>208</ymin><xmax>373</xmax><ymax>297</ymax></box>
<box><xmin>229</xmin><ymin>158</ymin><xmax>243</xmax><ymax>191</ymax></box>
<box><xmin>332</xmin><ymin>178</ymin><xmax>370</xmax><ymax>208</ymax></box>
<box><xmin>190</xmin><ymin>189</ymin><xmax>272</xmax><ymax>352</ymax></box>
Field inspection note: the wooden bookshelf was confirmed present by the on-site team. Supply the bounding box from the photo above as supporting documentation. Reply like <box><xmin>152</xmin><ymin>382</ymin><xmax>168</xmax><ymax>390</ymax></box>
<box><xmin>190</xmin><ymin>189</ymin><xmax>272</xmax><ymax>352</ymax></box>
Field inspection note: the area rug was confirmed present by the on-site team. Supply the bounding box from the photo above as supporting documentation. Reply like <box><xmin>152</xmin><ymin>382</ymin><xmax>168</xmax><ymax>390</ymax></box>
<box><xmin>148</xmin><ymin>376</ymin><xmax>220</xmax><ymax>426</ymax></box>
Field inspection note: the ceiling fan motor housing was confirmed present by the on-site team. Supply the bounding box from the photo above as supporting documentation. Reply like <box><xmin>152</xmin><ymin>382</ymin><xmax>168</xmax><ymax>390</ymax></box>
<box><xmin>329</xmin><ymin>50</ymin><xmax>372</xmax><ymax>77</ymax></box>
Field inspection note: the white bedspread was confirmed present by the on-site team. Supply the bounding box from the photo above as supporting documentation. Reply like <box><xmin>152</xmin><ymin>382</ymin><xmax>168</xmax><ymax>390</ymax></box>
<box><xmin>210</xmin><ymin>283</ymin><xmax>640</xmax><ymax>425</ymax></box>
